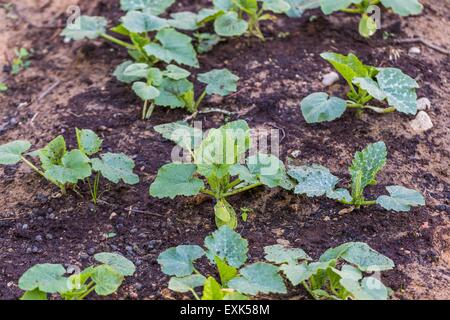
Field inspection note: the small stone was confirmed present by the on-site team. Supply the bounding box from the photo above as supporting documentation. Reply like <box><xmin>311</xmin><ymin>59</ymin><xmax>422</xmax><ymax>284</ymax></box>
<box><xmin>110</xmin><ymin>212</ymin><xmax>118</xmax><ymax>220</ymax></box>
<box><xmin>32</xmin><ymin>246</ymin><xmax>39</xmax><ymax>253</ymax></box>
<box><xmin>323</xmin><ymin>216</ymin><xmax>331</xmax><ymax>222</ymax></box>
<box><xmin>26</xmin><ymin>247</ymin><xmax>32</xmax><ymax>254</ymax></box>
<box><xmin>48</xmin><ymin>213</ymin><xmax>55</xmax><ymax>219</ymax></box>
<box><xmin>408</xmin><ymin>47</ymin><xmax>421</xmax><ymax>55</ymax></box>
<box><xmin>135</xmin><ymin>283</ymin><xmax>143</xmax><ymax>290</ymax></box>
<box><xmin>410</xmin><ymin>111</ymin><xmax>433</xmax><ymax>132</ymax></box>
<box><xmin>22</xmin><ymin>224</ymin><xmax>29</xmax><ymax>230</ymax></box>
<box><xmin>291</xmin><ymin>150</ymin><xmax>301</xmax><ymax>158</ymax></box>
<box><xmin>417</xmin><ymin>97</ymin><xmax>431</xmax><ymax>111</ymax></box>
<box><xmin>35</xmin><ymin>235</ymin><xmax>43</xmax><ymax>242</ymax></box>
<box><xmin>322</xmin><ymin>72</ymin><xmax>339</xmax><ymax>86</ymax></box>
<box><xmin>87</xmin><ymin>248</ymin><xmax>96</xmax><ymax>256</ymax></box>
<box><xmin>125</xmin><ymin>245</ymin><xmax>134</xmax><ymax>253</ymax></box>
<box><xmin>80</xmin><ymin>253</ymin><xmax>89</xmax><ymax>260</ymax></box>
<box><xmin>45</xmin><ymin>233</ymin><xmax>53</xmax><ymax>240</ymax></box>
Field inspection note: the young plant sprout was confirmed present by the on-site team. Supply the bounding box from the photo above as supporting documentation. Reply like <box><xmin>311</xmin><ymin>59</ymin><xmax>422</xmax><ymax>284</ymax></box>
<box><xmin>149</xmin><ymin>120</ymin><xmax>293</xmax><ymax>228</ymax></box>
<box><xmin>319</xmin><ymin>0</ymin><xmax>423</xmax><ymax>37</ymax></box>
<box><xmin>11</xmin><ymin>47</ymin><xmax>31</xmax><ymax>75</ymax></box>
<box><xmin>198</xmin><ymin>0</ymin><xmax>292</xmax><ymax>40</ymax></box>
<box><xmin>18</xmin><ymin>252</ymin><xmax>135</xmax><ymax>300</ymax></box>
<box><xmin>300</xmin><ymin>52</ymin><xmax>420</xmax><ymax>123</ymax></box>
<box><xmin>0</xmin><ymin>129</ymin><xmax>139</xmax><ymax>204</ymax></box>
<box><xmin>114</xmin><ymin>63</ymin><xmax>239</xmax><ymax>119</ymax></box>
<box><xmin>288</xmin><ymin>141</ymin><xmax>425</xmax><ymax>212</ymax></box>
<box><xmin>265</xmin><ymin>242</ymin><xmax>395</xmax><ymax>300</ymax></box>
<box><xmin>158</xmin><ymin>226</ymin><xmax>287</xmax><ymax>300</ymax></box>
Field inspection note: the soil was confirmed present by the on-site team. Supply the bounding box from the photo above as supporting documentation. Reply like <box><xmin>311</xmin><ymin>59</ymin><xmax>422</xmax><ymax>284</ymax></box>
<box><xmin>0</xmin><ymin>0</ymin><xmax>449</xmax><ymax>300</ymax></box>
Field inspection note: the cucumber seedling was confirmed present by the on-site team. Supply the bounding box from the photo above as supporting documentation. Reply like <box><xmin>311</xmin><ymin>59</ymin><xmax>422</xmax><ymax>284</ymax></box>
<box><xmin>149</xmin><ymin>120</ymin><xmax>293</xmax><ymax>228</ymax></box>
<box><xmin>300</xmin><ymin>52</ymin><xmax>420</xmax><ymax>123</ymax></box>
<box><xmin>288</xmin><ymin>141</ymin><xmax>425</xmax><ymax>212</ymax></box>
<box><xmin>0</xmin><ymin>129</ymin><xmax>139</xmax><ymax>203</ymax></box>
<box><xmin>18</xmin><ymin>252</ymin><xmax>135</xmax><ymax>300</ymax></box>
<box><xmin>158</xmin><ymin>225</ymin><xmax>287</xmax><ymax>300</ymax></box>
<box><xmin>265</xmin><ymin>242</ymin><xmax>395</xmax><ymax>300</ymax></box>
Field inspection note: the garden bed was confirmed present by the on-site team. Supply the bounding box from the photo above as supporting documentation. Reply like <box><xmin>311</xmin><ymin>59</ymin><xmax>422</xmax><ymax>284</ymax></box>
<box><xmin>0</xmin><ymin>0</ymin><xmax>449</xmax><ymax>300</ymax></box>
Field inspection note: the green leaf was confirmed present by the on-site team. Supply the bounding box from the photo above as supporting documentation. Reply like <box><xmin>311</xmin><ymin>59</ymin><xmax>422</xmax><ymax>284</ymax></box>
<box><xmin>320</xmin><ymin>52</ymin><xmax>369</xmax><ymax>87</ymax></box>
<box><xmin>285</xmin><ymin>0</ymin><xmax>321</xmax><ymax>18</ymax></box>
<box><xmin>326</xmin><ymin>188</ymin><xmax>353</xmax><ymax>203</ymax></box>
<box><xmin>359</xmin><ymin>14</ymin><xmax>378</xmax><ymax>38</ymax></box>
<box><xmin>195</xmin><ymin>32</ymin><xmax>222</xmax><ymax>54</ymax></box>
<box><xmin>349</xmin><ymin>141</ymin><xmax>387</xmax><ymax>198</ymax></box>
<box><xmin>197</xmin><ymin>8</ymin><xmax>224</xmax><ymax>24</ymax></box>
<box><xmin>381</xmin><ymin>0</ymin><xmax>423</xmax><ymax>16</ymax></box>
<box><xmin>132</xmin><ymin>82</ymin><xmax>160</xmax><ymax>100</ymax></box>
<box><xmin>38</xmin><ymin>136</ymin><xmax>66</xmax><ymax>170</ymax></box>
<box><xmin>120</xmin><ymin>0</ymin><xmax>175</xmax><ymax>15</ymax></box>
<box><xmin>0</xmin><ymin>140</ymin><xmax>31</xmax><ymax>165</ymax></box>
<box><xmin>320</xmin><ymin>242</ymin><xmax>395</xmax><ymax>272</ymax></box>
<box><xmin>288</xmin><ymin>164</ymin><xmax>339</xmax><ymax>197</ymax></box>
<box><xmin>247</xmin><ymin>153</ymin><xmax>292</xmax><ymax>189</ymax></box>
<box><xmin>154</xmin><ymin>121</ymin><xmax>203</xmax><ymax>151</ymax></box>
<box><xmin>123</xmin><ymin>63</ymin><xmax>151</xmax><ymax>79</ymax></box>
<box><xmin>20</xmin><ymin>289</ymin><xmax>48</xmax><ymax>300</ymax></box>
<box><xmin>214</xmin><ymin>12</ymin><xmax>248</xmax><ymax>37</ymax></box>
<box><xmin>340</xmin><ymin>276</ymin><xmax>389</xmax><ymax>300</ymax></box>
<box><xmin>376</xmin><ymin>68</ymin><xmax>419</xmax><ymax>114</ymax></box>
<box><xmin>157</xmin><ymin>245</ymin><xmax>205</xmax><ymax>277</ymax></box>
<box><xmin>332</xmin><ymin>264</ymin><xmax>362</xmax><ymax>281</ymax></box>
<box><xmin>76</xmin><ymin>128</ymin><xmax>102</xmax><ymax>156</ymax></box>
<box><xmin>300</xmin><ymin>92</ymin><xmax>347</xmax><ymax>123</ymax></box>
<box><xmin>144</xmin><ymin>28</ymin><xmax>199</xmax><ymax>68</ymax></box>
<box><xmin>92</xmin><ymin>265</ymin><xmax>124</xmax><ymax>296</ymax></box>
<box><xmin>279</xmin><ymin>262</ymin><xmax>313</xmax><ymax>285</ymax></box>
<box><xmin>18</xmin><ymin>264</ymin><xmax>68</xmax><ymax>293</ymax></box>
<box><xmin>169</xmin><ymin>12</ymin><xmax>199</xmax><ymax>30</ymax></box>
<box><xmin>230</xmin><ymin>164</ymin><xmax>259</xmax><ymax>184</ymax></box>
<box><xmin>154</xmin><ymin>78</ymin><xmax>194</xmax><ymax>109</ymax></box>
<box><xmin>214</xmin><ymin>199</ymin><xmax>238</xmax><ymax>229</ymax></box>
<box><xmin>214</xmin><ymin>256</ymin><xmax>238</xmax><ymax>285</ymax></box>
<box><xmin>45</xmin><ymin>150</ymin><xmax>92</xmax><ymax>184</ymax></box>
<box><xmin>0</xmin><ymin>82</ymin><xmax>8</xmax><ymax>92</ymax></box>
<box><xmin>263</xmin><ymin>0</ymin><xmax>292</xmax><ymax>13</ymax></box>
<box><xmin>353</xmin><ymin>77</ymin><xmax>386</xmax><ymax>100</ymax></box>
<box><xmin>164</xmin><ymin>65</ymin><xmax>191</xmax><ymax>80</ymax></box>
<box><xmin>204</xmin><ymin>225</ymin><xmax>248</xmax><ymax>268</ymax></box>
<box><xmin>94</xmin><ymin>252</ymin><xmax>136</xmax><ymax>276</ymax></box>
<box><xmin>223</xmin><ymin>292</ymin><xmax>249</xmax><ymax>300</ymax></box>
<box><xmin>264</xmin><ymin>244</ymin><xmax>311</xmax><ymax>264</ymax></box>
<box><xmin>122</xmin><ymin>10</ymin><xmax>169</xmax><ymax>32</ymax></box>
<box><xmin>169</xmin><ymin>274</ymin><xmax>206</xmax><ymax>293</ymax></box>
<box><xmin>228</xmin><ymin>262</ymin><xmax>287</xmax><ymax>295</ymax></box>
<box><xmin>113</xmin><ymin>61</ymin><xmax>143</xmax><ymax>84</ymax></box>
<box><xmin>376</xmin><ymin>185</ymin><xmax>425</xmax><ymax>212</ymax></box>
<box><xmin>198</xmin><ymin>69</ymin><xmax>239</xmax><ymax>96</ymax></box>
<box><xmin>61</xmin><ymin>16</ymin><xmax>107</xmax><ymax>40</ymax></box>
<box><xmin>202</xmin><ymin>277</ymin><xmax>224</xmax><ymax>300</ymax></box>
<box><xmin>320</xmin><ymin>0</ymin><xmax>363</xmax><ymax>14</ymax></box>
<box><xmin>92</xmin><ymin>153</ymin><xmax>139</xmax><ymax>185</ymax></box>
<box><xmin>149</xmin><ymin>163</ymin><xmax>204</xmax><ymax>199</ymax></box>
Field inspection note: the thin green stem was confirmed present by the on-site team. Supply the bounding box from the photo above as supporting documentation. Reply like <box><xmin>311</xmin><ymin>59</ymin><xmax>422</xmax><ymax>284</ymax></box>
<box><xmin>341</xmin><ymin>8</ymin><xmax>363</xmax><ymax>14</ymax></box>
<box><xmin>201</xmin><ymin>189</ymin><xmax>216</xmax><ymax>197</ymax></box>
<box><xmin>193</xmin><ymin>90</ymin><xmax>207</xmax><ymax>112</ymax></box>
<box><xmin>100</xmin><ymin>34</ymin><xmax>135</xmax><ymax>50</ymax></box>
<box><xmin>189</xmin><ymin>288</ymin><xmax>201</xmax><ymax>300</ymax></box>
<box><xmin>20</xmin><ymin>156</ymin><xmax>65</xmax><ymax>193</ymax></box>
<box><xmin>222</xmin><ymin>182</ymin><xmax>263</xmax><ymax>198</ymax></box>
<box><xmin>142</xmin><ymin>100</ymin><xmax>149</xmax><ymax>120</ymax></box>
<box><xmin>302</xmin><ymin>281</ymin><xmax>318</xmax><ymax>300</ymax></box>
<box><xmin>226</xmin><ymin>178</ymin><xmax>243</xmax><ymax>191</ymax></box>
<box><xmin>78</xmin><ymin>282</ymin><xmax>96</xmax><ymax>300</ymax></box>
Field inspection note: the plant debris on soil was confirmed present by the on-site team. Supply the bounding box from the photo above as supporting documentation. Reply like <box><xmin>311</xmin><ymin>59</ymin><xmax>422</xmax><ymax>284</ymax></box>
<box><xmin>0</xmin><ymin>0</ymin><xmax>449</xmax><ymax>300</ymax></box>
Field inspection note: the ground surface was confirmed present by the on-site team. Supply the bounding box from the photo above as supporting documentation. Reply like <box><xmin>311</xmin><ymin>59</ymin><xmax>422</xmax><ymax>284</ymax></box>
<box><xmin>0</xmin><ymin>0</ymin><xmax>449</xmax><ymax>300</ymax></box>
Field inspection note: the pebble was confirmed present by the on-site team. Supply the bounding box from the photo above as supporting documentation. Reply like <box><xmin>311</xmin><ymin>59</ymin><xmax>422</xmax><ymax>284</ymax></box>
<box><xmin>80</xmin><ymin>253</ymin><xmax>89</xmax><ymax>260</ymax></box>
<box><xmin>35</xmin><ymin>235</ymin><xmax>43</xmax><ymax>242</ymax></box>
<box><xmin>135</xmin><ymin>283</ymin><xmax>143</xmax><ymax>290</ymax></box>
<box><xmin>22</xmin><ymin>224</ymin><xmax>29</xmax><ymax>230</ymax></box>
<box><xmin>32</xmin><ymin>246</ymin><xmax>39</xmax><ymax>253</ymax></box>
<box><xmin>417</xmin><ymin>97</ymin><xmax>431</xmax><ymax>111</ymax></box>
<box><xmin>291</xmin><ymin>150</ymin><xmax>301</xmax><ymax>158</ymax></box>
<box><xmin>410</xmin><ymin>111</ymin><xmax>433</xmax><ymax>132</ymax></box>
<box><xmin>45</xmin><ymin>233</ymin><xmax>53</xmax><ymax>240</ymax></box>
<box><xmin>87</xmin><ymin>248</ymin><xmax>96</xmax><ymax>255</ymax></box>
<box><xmin>126</xmin><ymin>245</ymin><xmax>134</xmax><ymax>253</ymax></box>
<box><xmin>322</xmin><ymin>72</ymin><xmax>339</xmax><ymax>86</ymax></box>
<box><xmin>408</xmin><ymin>47</ymin><xmax>421</xmax><ymax>55</ymax></box>
<box><xmin>48</xmin><ymin>213</ymin><xmax>55</xmax><ymax>219</ymax></box>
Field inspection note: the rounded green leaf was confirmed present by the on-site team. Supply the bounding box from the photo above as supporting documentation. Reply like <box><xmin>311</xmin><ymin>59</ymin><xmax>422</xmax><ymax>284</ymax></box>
<box><xmin>300</xmin><ymin>92</ymin><xmax>347</xmax><ymax>123</ymax></box>
<box><xmin>169</xmin><ymin>274</ymin><xmax>206</xmax><ymax>293</ymax></box>
<box><xmin>263</xmin><ymin>0</ymin><xmax>292</xmax><ymax>13</ymax></box>
<box><xmin>340</xmin><ymin>276</ymin><xmax>389</xmax><ymax>300</ymax></box>
<box><xmin>264</xmin><ymin>244</ymin><xmax>311</xmax><ymax>264</ymax></box>
<box><xmin>92</xmin><ymin>265</ymin><xmax>124</xmax><ymax>296</ymax></box>
<box><xmin>0</xmin><ymin>140</ymin><xmax>31</xmax><ymax>165</ymax></box>
<box><xmin>19</xmin><ymin>264</ymin><xmax>68</xmax><ymax>293</ymax></box>
<box><xmin>92</xmin><ymin>153</ymin><xmax>139</xmax><ymax>185</ymax></box>
<box><xmin>38</xmin><ymin>136</ymin><xmax>67</xmax><ymax>170</ymax></box>
<box><xmin>353</xmin><ymin>77</ymin><xmax>386</xmax><ymax>101</ymax></box>
<box><xmin>320</xmin><ymin>52</ymin><xmax>369</xmax><ymax>86</ymax></box>
<box><xmin>359</xmin><ymin>14</ymin><xmax>378</xmax><ymax>38</ymax></box>
<box><xmin>61</xmin><ymin>16</ymin><xmax>107</xmax><ymax>41</ymax></box>
<box><xmin>288</xmin><ymin>164</ymin><xmax>339</xmax><ymax>197</ymax></box>
<box><xmin>94</xmin><ymin>252</ymin><xmax>136</xmax><ymax>276</ymax></box>
<box><xmin>214</xmin><ymin>12</ymin><xmax>248</xmax><ymax>37</ymax></box>
<box><xmin>76</xmin><ymin>128</ymin><xmax>102</xmax><ymax>156</ymax></box>
<box><xmin>122</xmin><ymin>10</ymin><xmax>169</xmax><ymax>32</ymax></box>
<box><xmin>376</xmin><ymin>185</ymin><xmax>425</xmax><ymax>212</ymax></box>
<box><xmin>228</xmin><ymin>262</ymin><xmax>287</xmax><ymax>295</ymax></box>
<box><xmin>120</xmin><ymin>0</ymin><xmax>175</xmax><ymax>15</ymax></box>
<box><xmin>168</xmin><ymin>12</ymin><xmax>199</xmax><ymax>30</ymax></box>
<box><xmin>20</xmin><ymin>289</ymin><xmax>48</xmax><ymax>300</ymax></box>
<box><xmin>154</xmin><ymin>121</ymin><xmax>203</xmax><ymax>151</ymax></box>
<box><xmin>197</xmin><ymin>69</ymin><xmax>239</xmax><ymax>96</ymax></box>
<box><xmin>113</xmin><ymin>61</ymin><xmax>143</xmax><ymax>84</ymax></box>
<box><xmin>157</xmin><ymin>245</ymin><xmax>205</xmax><ymax>277</ymax></box>
<box><xmin>204</xmin><ymin>225</ymin><xmax>249</xmax><ymax>268</ymax></box>
<box><xmin>247</xmin><ymin>153</ymin><xmax>292</xmax><ymax>189</ymax></box>
<box><xmin>381</xmin><ymin>0</ymin><xmax>423</xmax><ymax>16</ymax></box>
<box><xmin>149</xmin><ymin>163</ymin><xmax>204</xmax><ymax>199</ymax></box>
<box><xmin>163</xmin><ymin>65</ymin><xmax>191</xmax><ymax>80</ymax></box>
<box><xmin>44</xmin><ymin>150</ymin><xmax>92</xmax><ymax>184</ymax></box>
<box><xmin>132</xmin><ymin>82</ymin><xmax>160</xmax><ymax>101</ymax></box>
<box><xmin>320</xmin><ymin>0</ymin><xmax>363</xmax><ymax>15</ymax></box>
<box><xmin>279</xmin><ymin>262</ymin><xmax>313</xmax><ymax>286</ymax></box>
<box><xmin>123</xmin><ymin>63</ymin><xmax>150</xmax><ymax>79</ymax></box>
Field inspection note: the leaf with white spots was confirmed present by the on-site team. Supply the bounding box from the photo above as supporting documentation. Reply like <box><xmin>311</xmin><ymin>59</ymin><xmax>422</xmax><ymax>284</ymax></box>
<box><xmin>157</xmin><ymin>245</ymin><xmax>205</xmax><ymax>277</ymax></box>
<box><xmin>376</xmin><ymin>185</ymin><xmax>425</xmax><ymax>212</ymax></box>
<box><xmin>380</xmin><ymin>0</ymin><xmax>423</xmax><ymax>16</ymax></box>
<box><xmin>61</xmin><ymin>16</ymin><xmax>107</xmax><ymax>41</ymax></box>
<box><xmin>264</xmin><ymin>245</ymin><xmax>311</xmax><ymax>264</ymax></box>
<box><xmin>353</xmin><ymin>77</ymin><xmax>386</xmax><ymax>101</ymax></box>
<box><xmin>288</xmin><ymin>164</ymin><xmax>339</xmax><ymax>197</ymax></box>
<box><xmin>197</xmin><ymin>69</ymin><xmax>239</xmax><ymax>96</ymax></box>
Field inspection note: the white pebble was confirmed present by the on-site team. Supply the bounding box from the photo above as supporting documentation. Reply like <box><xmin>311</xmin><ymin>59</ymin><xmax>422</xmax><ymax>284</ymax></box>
<box><xmin>410</xmin><ymin>111</ymin><xmax>433</xmax><ymax>133</ymax></box>
<box><xmin>409</xmin><ymin>47</ymin><xmax>421</xmax><ymax>55</ymax></box>
<box><xmin>291</xmin><ymin>150</ymin><xmax>301</xmax><ymax>158</ymax></box>
<box><xmin>322</xmin><ymin>72</ymin><xmax>339</xmax><ymax>86</ymax></box>
<box><xmin>417</xmin><ymin>97</ymin><xmax>431</xmax><ymax>111</ymax></box>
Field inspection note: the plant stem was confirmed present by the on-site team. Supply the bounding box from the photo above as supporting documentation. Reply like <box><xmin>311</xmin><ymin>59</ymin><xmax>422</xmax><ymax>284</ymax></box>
<box><xmin>222</xmin><ymin>182</ymin><xmax>263</xmax><ymax>198</ymax></box>
<box><xmin>189</xmin><ymin>288</ymin><xmax>201</xmax><ymax>300</ymax></box>
<box><xmin>341</xmin><ymin>8</ymin><xmax>363</xmax><ymax>14</ymax></box>
<box><xmin>193</xmin><ymin>90</ymin><xmax>207</xmax><ymax>112</ymax></box>
<box><xmin>100</xmin><ymin>34</ymin><xmax>135</xmax><ymax>50</ymax></box>
<box><xmin>302</xmin><ymin>281</ymin><xmax>318</xmax><ymax>300</ymax></box>
<box><xmin>20</xmin><ymin>156</ymin><xmax>65</xmax><ymax>194</ymax></box>
<box><xmin>142</xmin><ymin>100</ymin><xmax>149</xmax><ymax>120</ymax></box>
<box><xmin>78</xmin><ymin>282</ymin><xmax>96</xmax><ymax>300</ymax></box>
<box><xmin>201</xmin><ymin>189</ymin><xmax>216</xmax><ymax>197</ymax></box>
<box><xmin>226</xmin><ymin>179</ymin><xmax>243</xmax><ymax>191</ymax></box>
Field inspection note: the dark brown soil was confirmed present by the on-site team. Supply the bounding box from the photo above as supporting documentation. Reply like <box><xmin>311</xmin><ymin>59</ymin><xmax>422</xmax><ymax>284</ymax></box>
<box><xmin>0</xmin><ymin>0</ymin><xmax>449</xmax><ymax>300</ymax></box>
